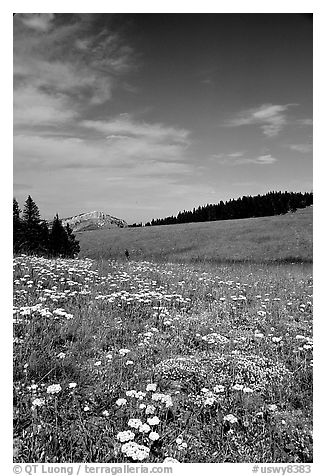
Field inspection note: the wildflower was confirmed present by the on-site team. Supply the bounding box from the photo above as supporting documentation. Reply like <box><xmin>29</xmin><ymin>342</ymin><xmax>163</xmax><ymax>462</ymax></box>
<box><xmin>243</xmin><ymin>387</ymin><xmax>254</xmax><ymax>393</ymax></box>
<box><xmin>175</xmin><ymin>437</ymin><xmax>183</xmax><ymax>445</ymax></box>
<box><xmin>147</xmin><ymin>416</ymin><xmax>160</xmax><ymax>426</ymax></box>
<box><xmin>163</xmin><ymin>457</ymin><xmax>180</xmax><ymax>463</ymax></box>
<box><xmin>57</xmin><ymin>352</ymin><xmax>66</xmax><ymax>359</ymax></box>
<box><xmin>201</xmin><ymin>387</ymin><xmax>209</xmax><ymax>393</ymax></box>
<box><xmin>102</xmin><ymin>410</ymin><xmax>109</xmax><ymax>417</ymax></box>
<box><xmin>126</xmin><ymin>390</ymin><xmax>137</xmax><ymax>397</ymax></box>
<box><xmin>152</xmin><ymin>393</ymin><xmax>173</xmax><ymax>407</ymax></box>
<box><xmin>272</xmin><ymin>337</ymin><xmax>282</xmax><ymax>343</ymax></box>
<box><xmin>254</xmin><ymin>333</ymin><xmax>264</xmax><ymax>338</ymax></box>
<box><xmin>84</xmin><ymin>406</ymin><xmax>90</xmax><ymax>411</ymax></box>
<box><xmin>145</xmin><ymin>405</ymin><xmax>156</xmax><ymax>415</ymax></box>
<box><xmin>117</xmin><ymin>430</ymin><xmax>135</xmax><ymax>442</ymax></box>
<box><xmin>94</xmin><ymin>361</ymin><xmax>101</xmax><ymax>366</ymax></box>
<box><xmin>139</xmin><ymin>403</ymin><xmax>146</xmax><ymax>409</ymax></box>
<box><xmin>149</xmin><ymin>431</ymin><xmax>160</xmax><ymax>441</ymax></box>
<box><xmin>139</xmin><ymin>423</ymin><xmax>151</xmax><ymax>433</ymax></box>
<box><xmin>223</xmin><ymin>414</ymin><xmax>238</xmax><ymax>424</ymax></box>
<box><xmin>116</xmin><ymin>398</ymin><xmax>127</xmax><ymax>407</ymax></box>
<box><xmin>232</xmin><ymin>384</ymin><xmax>244</xmax><ymax>391</ymax></box>
<box><xmin>268</xmin><ymin>404</ymin><xmax>277</xmax><ymax>411</ymax></box>
<box><xmin>146</xmin><ymin>383</ymin><xmax>157</xmax><ymax>392</ymax></box>
<box><xmin>119</xmin><ymin>348</ymin><xmax>130</xmax><ymax>356</ymax></box>
<box><xmin>213</xmin><ymin>385</ymin><xmax>225</xmax><ymax>393</ymax></box>
<box><xmin>32</xmin><ymin>398</ymin><xmax>45</xmax><ymax>408</ymax></box>
<box><xmin>46</xmin><ymin>384</ymin><xmax>62</xmax><ymax>395</ymax></box>
<box><xmin>128</xmin><ymin>418</ymin><xmax>143</xmax><ymax>429</ymax></box>
<box><xmin>68</xmin><ymin>382</ymin><xmax>77</xmax><ymax>389</ymax></box>
<box><xmin>126</xmin><ymin>360</ymin><xmax>134</xmax><ymax>365</ymax></box>
<box><xmin>121</xmin><ymin>441</ymin><xmax>150</xmax><ymax>461</ymax></box>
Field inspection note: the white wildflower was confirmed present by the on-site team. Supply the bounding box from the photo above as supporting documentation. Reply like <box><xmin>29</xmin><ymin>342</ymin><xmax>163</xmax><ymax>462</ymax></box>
<box><xmin>147</xmin><ymin>416</ymin><xmax>160</xmax><ymax>426</ymax></box>
<box><xmin>32</xmin><ymin>398</ymin><xmax>45</xmax><ymax>408</ymax></box>
<box><xmin>223</xmin><ymin>414</ymin><xmax>238</xmax><ymax>424</ymax></box>
<box><xmin>116</xmin><ymin>398</ymin><xmax>127</xmax><ymax>407</ymax></box>
<box><xmin>117</xmin><ymin>430</ymin><xmax>135</xmax><ymax>442</ymax></box>
<box><xmin>128</xmin><ymin>418</ymin><xmax>143</xmax><ymax>429</ymax></box>
<box><xmin>46</xmin><ymin>384</ymin><xmax>62</xmax><ymax>395</ymax></box>
<box><xmin>139</xmin><ymin>423</ymin><xmax>151</xmax><ymax>433</ymax></box>
<box><xmin>163</xmin><ymin>457</ymin><xmax>180</xmax><ymax>463</ymax></box>
<box><xmin>149</xmin><ymin>431</ymin><xmax>160</xmax><ymax>441</ymax></box>
<box><xmin>213</xmin><ymin>385</ymin><xmax>225</xmax><ymax>393</ymax></box>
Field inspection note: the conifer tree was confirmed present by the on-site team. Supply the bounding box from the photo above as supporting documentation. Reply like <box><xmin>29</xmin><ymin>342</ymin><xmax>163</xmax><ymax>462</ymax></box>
<box><xmin>49</xmin><ymin>214</ymin><xmax>69</xmax><ymax>257</ymax></box>
<box><xmin>21</xmin><ymin>195</ymin><xmax>44</xmax><ymax>253</ymax></box>
<box><xmin>13</xmin><ymin>198</ymin><xmax>23</xmax><ymax>253</ymax></box>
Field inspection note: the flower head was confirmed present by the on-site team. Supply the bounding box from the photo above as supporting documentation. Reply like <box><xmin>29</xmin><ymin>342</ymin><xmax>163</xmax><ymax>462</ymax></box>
<box><xmin>117</xmin><ymin>430</ymin><xmax>135</xmax><ymax>442</ymax></box>
<box><xmin>121</xmin><ymin>441</ymin><xmax>150</xmax><ymax>461</ymax></box>
<box><xmin>213</xmin><ymin>384</ymin><xmax>225</xmax><ymax>393</ymax></box>
<box><xmin>145</xmin><ymin>404</ymin><xmax>156</xmax><ymax>415</ymax></box>
<box><xmin>116</xmin><ymin>398</ymin><xmax>127</xmax><ymax>407</ymax></box>
<box><xmin>46</xmin><ymin>384</ymin><xmax>62</xmax><ymax>395</ymax></box>
<box><xmin>223</xmin><ymin>414</ymin><xmax>238</xmax><ymax>424</ymax></box>
<box><xmin>147</xmin><ymin>416</ymin><xmax>160</xmax><ymax>426</ymax></box>
<box><xmin>149</xmin><ymin>431</ymin><xmax>160</xmax><ymax>441</ymax></box>
<box><xmin>32</xmin><ymin>398</ymin><xmax>45</xmax><ymax>408</ymax></box>
<box><xmin>139</xmin><ymin>423</ymin><xmax>151</xmax><ymax>433</ymax></box>
<box><xmin>128</xmin><ymin>418</ymin><xmax>142</xmax><ymax>429</ymax></box>
<box><xmin>163</xmin><ymin>457</ymin><xmax>180</xmax><ymax>463</ymax></box>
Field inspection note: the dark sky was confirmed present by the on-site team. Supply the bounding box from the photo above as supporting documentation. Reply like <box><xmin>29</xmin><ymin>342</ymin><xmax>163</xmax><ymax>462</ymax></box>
<box><xmin>13</xmin><ymin>13</ymin><xmax>312</xmax><ymax>222</ymax></box>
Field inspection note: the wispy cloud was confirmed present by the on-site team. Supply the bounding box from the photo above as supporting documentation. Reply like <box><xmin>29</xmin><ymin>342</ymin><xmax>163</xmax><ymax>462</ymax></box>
<box><xmin>20</xmin><ymin>13</ymin><xmax>55</xmax><ymax>32</ymax></box>
<box><xmin>297</xmin><ymin>118</ymin><xmax>313</xmax><ymax>126</ymax></box>
<box><xmin>226</xmin><ymin>103</ymin><xmax>296</xmax><ymax>137</ymax></box>
<box><xmin>82</xmin><ymin>117</ymin><xmax>190</xmax><ymax>144</ymax></box>
<box><xmin>14</xmin><ymin>86</ymin><xmax>76</xmax><ymax>126</ymax></box>
<box><xmin>14</xmin><ymin>13</ymin><xmax>137</xmax><ymax>129</ymax></box>
<box><xmin>14</xmin><ymin>117</ymin><xmax>192</xmax><ymax>172</ymax></box>
<box><xmin>212</xmin><ymin>152</ymin><xmax>277</xmax><ymax>166</ymax></box>
<box><xmin>288</xmin><ymin>143</ymin><xmax>312</xmax><ymax>153</ymax></box>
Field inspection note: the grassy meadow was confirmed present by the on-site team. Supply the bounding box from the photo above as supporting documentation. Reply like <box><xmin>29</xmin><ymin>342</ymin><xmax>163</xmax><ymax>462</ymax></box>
<box><xmin>13</xmin><ymin>208</ymin><xmax>313</xmax><ymax>463</ymax></box>
<box><xmin>78</xmin><ymin>207</ymin><xmax>312</xmax><ymax>264</ymax></box>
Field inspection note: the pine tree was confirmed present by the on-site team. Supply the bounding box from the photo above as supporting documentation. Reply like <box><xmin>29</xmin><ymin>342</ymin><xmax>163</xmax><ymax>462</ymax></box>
<box><xmin>13</xmin><ymin>198</ymin><xmax>23</xmax><ymax>253</ymax></box>
<box><xmin>49</xmin><ymin>214</ymin><xmax>69</xmax><ymax>257</ymax></box>
<box><xmin>23</xmin><ymin>195</ymin><xmax>41</xmax><ymax>226</ymax></box>
<box><xmin>21</xmin><ymin>195</ymin><xmax>44</xmax><ymax>254</ymax></box>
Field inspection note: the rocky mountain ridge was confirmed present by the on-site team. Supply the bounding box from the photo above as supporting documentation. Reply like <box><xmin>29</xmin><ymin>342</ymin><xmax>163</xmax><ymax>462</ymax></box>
<box><xmin>60</xmin><ymin>211</ymin><xmax>128</xmax><ymax>232</ymax></box>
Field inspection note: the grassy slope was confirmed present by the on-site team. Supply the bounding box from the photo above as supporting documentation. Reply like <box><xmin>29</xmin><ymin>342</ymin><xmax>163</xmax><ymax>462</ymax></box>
<box><xmin>78</xmin><ymin>207</ymin><xmax>312</xmax><ymax>264</ymax></box>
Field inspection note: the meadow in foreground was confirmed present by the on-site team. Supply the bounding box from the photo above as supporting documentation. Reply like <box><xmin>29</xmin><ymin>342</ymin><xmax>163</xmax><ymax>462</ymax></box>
<box><xmin>13</xmin><ymin>255</ymin><xmax>313</xmax><ymax>463</ymax></box>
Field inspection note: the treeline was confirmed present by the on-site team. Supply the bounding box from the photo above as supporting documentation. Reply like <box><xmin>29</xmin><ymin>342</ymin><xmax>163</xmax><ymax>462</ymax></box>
<box><xmin>13</xmin><ymin>195</ymin><xmax>80</xmax><ymax>258</ymax></box>
<box><xmin>130</xmin><ymin>191</ymin><xmax>313</xmax><ymax>227</ymax></box>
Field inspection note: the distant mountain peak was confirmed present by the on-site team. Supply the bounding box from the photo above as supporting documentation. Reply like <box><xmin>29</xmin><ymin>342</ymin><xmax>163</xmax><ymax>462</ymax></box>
<box><xmin>61</xmin><ymin>210</ymin><xmax>128</xmax><ymax>232</ymax></box>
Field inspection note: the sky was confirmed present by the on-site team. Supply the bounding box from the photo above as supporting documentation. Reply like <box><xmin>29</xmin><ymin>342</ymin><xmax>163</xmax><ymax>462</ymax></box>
<box><xmin>13</xmin><ymin>13</ymin><xmax>313</xmax><ymax>223</ymax></box>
